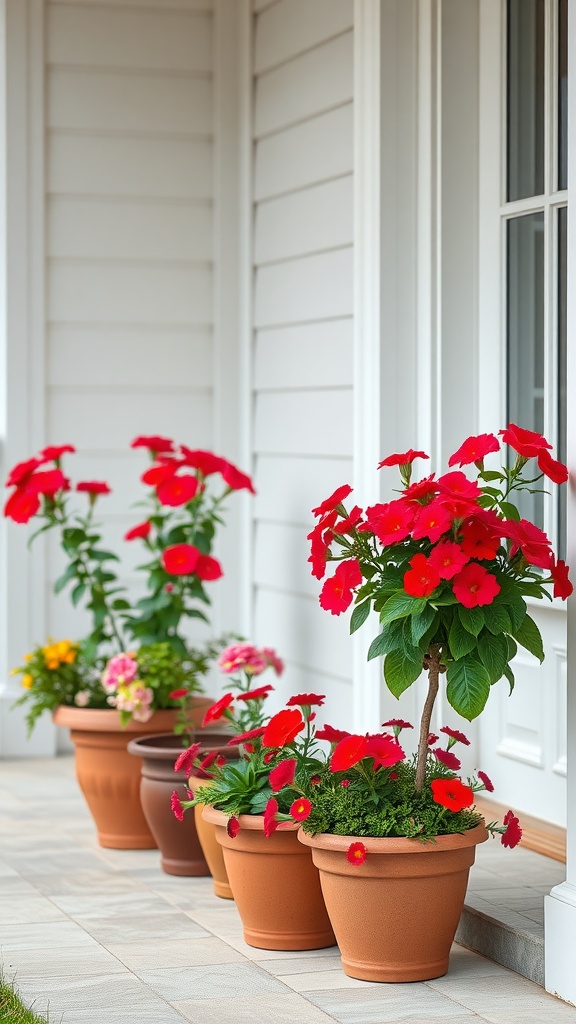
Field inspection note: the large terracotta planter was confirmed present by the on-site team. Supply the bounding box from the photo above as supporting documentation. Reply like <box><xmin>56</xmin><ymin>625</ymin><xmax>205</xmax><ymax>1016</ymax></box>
<box><xmin>298</xmin><ymin>822</ymin><xmax>488</xmax><ymax>982</ymax></box>
<box><xmin>53</xmin><ymin>698</ymin><xmax>211</xmax><ymax>849</ymax></box>
<box><xmin>203</xmin><ymin>806</ymin><xmax>336</xmax><ymax>951</ymax></box>
<box><xmin>187</xmin><ymin>774</ymin><xmax>233</xmax><ymax>899</ymax></box>
<box><xmin>127</xmin><ymin>730</ymin><xmax>235</xmax><ymax>876</ymax></box>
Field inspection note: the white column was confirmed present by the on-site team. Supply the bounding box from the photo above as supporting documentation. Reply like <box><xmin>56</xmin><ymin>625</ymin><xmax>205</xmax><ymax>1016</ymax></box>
<box><xmin>544</xmin><ymin>0</ymin><xmax>576</xmax><ymax>1003</ymax></box>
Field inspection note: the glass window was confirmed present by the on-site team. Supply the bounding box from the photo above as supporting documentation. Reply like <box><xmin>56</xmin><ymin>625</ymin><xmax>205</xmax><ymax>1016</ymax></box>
<box><xmin>507</xmin><ymin>0</ymin><xmax>545</xmax><ymax>201</ymax></box>
<box><xmin>558</xmin><ymin>206</ymin><xmax>567</xmax><ymax>556</ymax></box>
<box><xmin>559</xmin><ymin>0</ymin><xmax>568</xmax><ymax>190</ymax></box>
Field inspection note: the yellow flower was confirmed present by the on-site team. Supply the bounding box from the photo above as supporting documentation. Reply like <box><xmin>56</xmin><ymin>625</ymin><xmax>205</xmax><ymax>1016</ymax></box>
<box><xmin>21</xmin><ymin>674</ymin><xmax>33</xmax><ymax>689</ymax></box>
<box><xmin>24</xmin><ymin>653</ymin><xmax>33</xmax><ymax>662</ymax></box>
<box><xmin>55</xmin><ymin>640</ymin><xmax>73</xmax><ymax>658</ymax></box>
<box><xmin>46</xmin><ymin>659</ymin><xmax>60</xmax><ymax>670</ymax></box>
<box><xmin>62</xmin><ymin>651</ymin><xmax>76</xmax><ymax>664</ymax></box>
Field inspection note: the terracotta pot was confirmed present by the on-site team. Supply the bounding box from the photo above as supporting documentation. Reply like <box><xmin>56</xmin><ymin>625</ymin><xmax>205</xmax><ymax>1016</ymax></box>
<box><xmin>203</xmin><ymin>806</ymin><xmax>336</xmax><ymax>951</ymax></box>
<box><xmin>127</xmin><ymin>730</ymin><xmax>235</xmax><ymax>877</ymax></box>
<box><xmin>53</xmin><ymin>698</ymin><xmax>211</xmax><ymax>849</ymax></box>
<box><xmin>298</xmin><ymin>822</ymin><xmax>488</xmax><ymax>982</ymax></box>
<box><xmin>187</xmin><ymin>774</ymin><xmax>233</xmax><ymax>898</ymax></box>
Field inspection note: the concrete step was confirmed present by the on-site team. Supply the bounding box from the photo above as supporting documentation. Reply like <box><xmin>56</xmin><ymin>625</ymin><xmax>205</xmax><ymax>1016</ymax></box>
<box><xmin>457</xmin><ymin>893</ymin><xmax>544</xmax><ymax>985</ymax></box>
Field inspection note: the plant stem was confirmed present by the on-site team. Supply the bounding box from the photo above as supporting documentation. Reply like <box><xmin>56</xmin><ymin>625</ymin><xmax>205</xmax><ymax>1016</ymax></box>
<box><xmin>414</xmin><ymin>644</ymin><xmax>441</xmax><ymax>792</ymax></box>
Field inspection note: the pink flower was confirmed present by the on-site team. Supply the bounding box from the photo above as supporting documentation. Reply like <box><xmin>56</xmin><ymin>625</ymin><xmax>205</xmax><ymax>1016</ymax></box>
<box><xmin>217</xmin><ymin>643</ymin><xmax>268</xmax><ymax>676</ymax></box>
<box><xmin>174</xmin><ymin>743</ymin><xmax>201</xmax><ymax>776</ymax></box>
<box><xmin>101</xmin><ymin>654</ymin><xmax>138</xmax><ymax>693</ymax></box>
<box><xmin>171</xmin><ymin>790</ymin><xmax>184</xmax><ymax>822</ymax></box>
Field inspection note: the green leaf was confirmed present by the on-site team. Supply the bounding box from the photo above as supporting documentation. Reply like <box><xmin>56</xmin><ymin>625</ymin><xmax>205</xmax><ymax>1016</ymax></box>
<box><xmin>502</xmin><ymin>591</ymin><xmax>527</xmax><ymax>632</ymax></box>
<box><xmin>53</xmin><ymin>562</ymin><xmax>80</xmax><ymax>594</ymax></box>
<box><xmin>458</xmin><ymin>606</ymin><xmax>485</xmax><ymax>636</ymax></box>
<box><xmin>350</xmin><ymin>599</ymin><xmax>372</xmax><ymax>635</ymax></box>
<box><xmin>88</xmin><ymin>549</ymin><xmax>119</xmax><ymax>563</ymax></box>
<box><xmin>513</xmin><ymin>614</ymin><xmax>545</xmax><ymax>663</ymax></box>
<box><xmin>410</xmin><ymin>604</ymin><xmax>437</xmax><ymax>646</ymax></box>
<box><xmin>448</xmin><ymin>615</ymin><xmax>478</xmax><ymax>660</ymax></box>
<box><xmin>482</xmin><ymin>603</ymin><xmax>512</xmax><ymax>636</ymax></box>
<box><xmin>431</xmin><ymin>591</ymin><xmax>459</xmax><ymax>606</ymax></box>
<box><xmin>506</xmin><ymin>635</ymin><xmax>518</xmax><ymax>661</ymax></box>
<box><xmin>367</xmin><ymin>619</ymin><xmax>405</xmax><ymax>661</ymax></box>
<box><xmin>71</xmin><ymin>582</ymin><xmax>86</xmax><ymax>607</ymax></box>
<box><xmin>477</xmin><ymin>630</ymin><xmax>509</xmax><ymax>684</ymax></box>
<box><xmin>446</xmin><ymin>656</ymin><xmax>491</xmax><ymax>721</ymax></box>
<box><xmin>379</xmin><ymin>593</ymin><xmax>426</xmax><ymax>627</ymax></box>
<box><xmin>500</xmin><ymin>501</ymin><xmax>521</xmax><ymax>521</ymax></box>
<box><xmin>383</xmin><ymin>647</ymin><xmax>423</xmax><ymax>698</ymax></box>
<box><xmin>503</xmin><ymin>663</ymin><xmax>515</xmax><ymax>694</ymax></box>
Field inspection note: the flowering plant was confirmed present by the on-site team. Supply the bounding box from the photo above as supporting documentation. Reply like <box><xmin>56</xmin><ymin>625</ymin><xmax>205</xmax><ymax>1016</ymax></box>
<box><xmin>309</xmin><ymin>425</ymin><xmax>571</xmax><ymax>793</ymax></box>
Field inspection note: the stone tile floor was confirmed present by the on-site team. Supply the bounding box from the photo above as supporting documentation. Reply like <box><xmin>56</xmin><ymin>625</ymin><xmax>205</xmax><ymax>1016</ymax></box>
<box><xmin>1</xmin><ymin>756</ymin><xmax>575</xmax><ymax>1024</ymax></box>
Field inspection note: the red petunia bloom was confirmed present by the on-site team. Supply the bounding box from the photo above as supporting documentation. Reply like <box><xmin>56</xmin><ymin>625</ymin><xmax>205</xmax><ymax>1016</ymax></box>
<box><xmin>382</xmin><ymin>719</ymin><xmax>413</xmax><ymax>731</ymax></box>
<box><xmin>452</xmin><ymin>562</ymin><xmax>500</xmax><ymax>608</ymax></box>
<box><xmin>428</xmin><ymin>733</ymin><xmax>439</xmax><ymax>747</ymax></box>
<box><xmin>173</xmin><ymin>743</ymin><xmax>201</xmax><ymax>775</ymax></box>
<box><xmin>40</xmin><ymin>444</ymin><xmax>76</xmax><ymax>462</ymax></box>
<box><xmin>428</xmin><ymin>540</ymin><xmax>470</xmax><ymax>580</ymax></box>
<box><xmin>169</xmin><ymin>688</ymin><xmax>189</xmax><ymax>701</ymax></box>
<box><xmin>319</xmin><ymin>558</ymin><xmax>362</xmax><ymax>615</ymax></box>
<box><xmin>287</xmin><ymin>693</ymin><xmax>325</xmax><ymax>708</ymax></box>
<box><xmin>202</xmin><ymin>691</ymin><xmax>234</xmax><ymax>726</ymax></box>
<box><xmin>157</xmin><ymin>474</ymin><xmax>199</xmax><ymax>507</ymax></box>
<box><xmin>404</xmin><ymin>553</ymin><xmax>441</xmax><ymax>598</ymax></box>
<box><xmin>195</xmin><ymin>554</ymin><xmax>224</xmax><ymax>581</ymax></box>
<box><xmin>263</xmin><ymin>797</ymin><xmax>279</xmax><ymax>837</ymax></box>
<box><xmin>269</xmin><ymin>758</ymin><xmax>297</xmax><ymax>792</ymax></box>
<box><xmin>5</xmin><ymin>457</ymin><xmax>43</xmax><ymax>488</ymax></box>
<box><xmin>220</xmin><ymin>461</ymin><xmax>256</xmax><ymax>494</ymax></box>
<box><xmin>448</xmin><ymin>433</ymin><xmax>500</xmax><ymax>468</ymax></box>
<box><xmin>537</xmin><ymin>448</ymin><xmax>569</xmax><ymax>485</ymax></box>
<box><xmin>227</xmin><ymin>726</ymin><xmax>266</xmax><ymax>745</ymax></box>
<box><xmin>502</xmin><ymin>518</ymin><xmax>553</xmax><ymax>569</ymax></box>
<box><xmin>435</xmin><ymin>748</ymin><xmax>461</xmax><ymax>771</ymax></box>
<box><xmin>307</xmin><ymin>512</ymin><xmax>338</xmax><ymax>580</ymax></box>
<box><xmin>440</xmin><ymin>726</ymin><xmax>470</xmax><ymax>746</ymax></box>
<box><xmin>124</xmin><ymin>520</ymin><xmax>151</xmax><ymax>542</ymax></box>
<box><xmin>180</xmin><ymin>447</ymin><xmax>225</xmax><ymax>477</ymax></box>
<box><xmin>501</xmin><ymin>810</ymin><xmax>523</xmax><ymax>848</ymax></box>
<box><xmin>141</xmin><ymin>460</ymin><xmax>179</xmax><ymax>487</ymax></box>
<box><xmin>262</xmin><ymin>708</ymin><xmax>305</xmax><ymax>749</ymax></box>
<box><xmin>378</xmin><ymin>450</ymin><xmax>429</xmax><ymax>469</ymax></box>
<box><xmin>437</xmin><ymin>471</ymin><xmax>483</xmax><ymax>502</ymax></box>
<box><xmin>227</xmin><ymin>816</ymin><xmax>240</xmax><ymax>838</ymax></box>
<box><xmin>330</xmin><ymin>734</ymin><xmax>368</xmax><ymax>772</ymax></box>
<box><xmin>360</xmin><ymin>500</ymin><xmax>415</xmax><ymax>546</ymax></box>
<box><xmin>365</xmin><ymin>734</ymin><xmax>405</xmax><ymax>769</ymax></box>
<box><xmin>500</xmin><ymin>423</ymin><xmax>551</xmax><ymax>458</ymax></box>
<box><xmin>315</xmin><ymin>724</ymin><xmax>351</xmax><ymax>744</ymax></box>
<box><xmin>431</xmin><ymin>777</ymin><xmax>474</xmax><ymax>811</ymax></box>
<box><xmin>403</xmin><ymin>474</ymin><xmax>439</xmax><ymax>502</ymax></box>
<box><xmin>290</xmin><ymin>797</ymin><xmax>312</xmax><ymax>822</ymax></box>
<box><xmin>411</xmin><ymin>499</ymin><xmax>453</xmax><ymax>544</ymax></box>
<box><xmin>312</xmin><ymin>484</ymin><xmax>353</xmax><ymax>518</ymax></box>
<box><xmin>3</xmin><ymin>488</ymin><xmax>40</xmax><ymax>523</ymax></box>
<box><xmin>333</xmin><ymin>505</ymin><xmax>364</xmax><ymax>535</ymax></box>
<box><xmin>76</xmin><ymin>480</ymin><xmax>111</xmax><ymax>496</ymax></box>
<box><xmin>459</xmin><ymin>519</ymin><xmax>500</xmax><ymax>561</ymax></box>
<box><xmin>477</xmin><ymin>770</ymin><xmax>494</xmax><ymax>792</ymax></box>
<box><xmin>236</xmin><ymin>684</ymin><xmax>274</xmax><ymax>703</ymax></box>
<box><xmin>171</xmin><ymin>790</ymin><xmax>184</xmax><ymax>822</ymax></box>
<box><xmin>551</xmin><ymin>558</ymin><xmax>573</xmax><ymax>600</ymax></box>
<box><xmin>27</xmin><ymin>469</ymin><xmax>69</xmax><ymax>496</ymax></box>
<box><xmin>131</xmin><ymin>434</ymin><xmax>175</xmax><ymax>453</ymax></box>
<box><xmin>346</xmin><ymin>841</ymin><xmax>367</xmax><ymax>865</ymax></box>
<box><xmin>162</xmin><ymin>543</ymin><xmax>200</xmax><ymax>576</ymax></box>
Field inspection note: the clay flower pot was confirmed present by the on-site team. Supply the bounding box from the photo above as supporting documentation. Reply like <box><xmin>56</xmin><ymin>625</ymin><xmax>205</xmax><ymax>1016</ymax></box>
<box><xmin>187</xmin><ymin>774</ymin><xmax>233</xmax><ymax>899</ymax></box>
<box><xmin>298</xmin><ymin>822</ymin><xmax>488</xmax><ymax>982</ymax></box>
<box><xmin>53</xmin><ymin>697</ymin><xmax>211</xmax><ymax>849</ymax></box>
<box><xmin>127</xmin><ymin>729</ymin><xmax>235</xmax><ymax>876</ymax></box>
<box><xmin>203</xmin><ymin>806</ymin><xmax>336</xmax><ymax>951</ymax></box>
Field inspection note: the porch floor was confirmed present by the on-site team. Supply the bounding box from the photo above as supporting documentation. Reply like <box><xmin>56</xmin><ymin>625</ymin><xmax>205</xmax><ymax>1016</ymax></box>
<box><xmin>1</xmin><ymin>757</ymin><xmax>575</xmax><ymax>1024</ymax></box>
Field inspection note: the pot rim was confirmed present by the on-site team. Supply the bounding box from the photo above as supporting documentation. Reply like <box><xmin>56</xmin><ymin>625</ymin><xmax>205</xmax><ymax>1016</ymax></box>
<box><xmin>202</xmin><ymin>805</ymin><xmax>298</xmax><ymax>833</ymax></box>
<box><xmin>297</xmin><ymin>821</ymin><xmax>488</xmax><ymax>854</ymax></box>
<box><xmin>126</xmin><ymin>729</ymin><xmax>234</xmax><ymax>759</ymax></box>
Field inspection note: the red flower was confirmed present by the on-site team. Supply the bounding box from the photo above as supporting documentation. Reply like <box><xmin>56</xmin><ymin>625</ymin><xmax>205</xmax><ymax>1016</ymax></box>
<box><xmin>360</xmin><ymin>500</ymin><xmax>415</xmax><ymax>546</ymax></box>
<box><xmin>162</xmin><ymin>543</ymin><xmax>199</xmax><ymax>575</ymax></box>
<box><xmin>227</xmin><ymin>816</ymin><xmax>240</xmax><ymax>838</ymax></box>
<box><xmin>169</xmin><ymin>688</ymin><xmax>189</xmax><ymax>700</ymax></box>
<box><xmin>502</xmin><ymin>518</ymin><xmax>553</xmax><ymax>569</ymax></box>
<box><xmin>5</xmin><ymin>457</ymin><xmax>43</xmax><ymax>488</ymax></box>
<box><xmin>312</xmin><ymin>484</ymin><xmax>353</xmax><ymax>518</ymax></box>
<box><xmin>440</xmin><ymin>726</ymin><xmax>470</xmax><ymax>746</ymax></box>
<box><xmin>263</xmin><ymin>797</ymin><xmax>279</xmax><ymax>837</ymax></box>
<box><xmin>319</xmin><ymin>559</ymin><xmax>362</xmax><ymax>615</ymax></box>
<box><xmin>430</xmin><ymin>777</ymin><xmax>474</xmax><ymax>811</ymax></box>
<box><xmin>76</xmin><ymin>480</ymin><xmax>111</xmax><ymax>496</ymax></box>
<box><xmin>382</xmin><ymin>719</ymin><xmax>413</xmax><ymax>730</ymax></box>
<box><xmin>157</xmin><ymin>474</ymin><xmax>199</xmax><ymax>507</ymax></box>
<box><xmin>40</xmin><ymin>444</ymin><xmax>76</xmax><ymax>462</ymax></box>
<box><xmin>346</xmin><ymin>841</ymin><xmax>367</xmax><ymax>865</ymax></box>
<box><xmin>500</xmin><ymin>423</ymin><xmax>552</xmax><ymax>458</ymax></box>
<box><xmin>263</xmin><ymin>749</ymin><xmax>277</xmax><ymax>764</ymax></box>
<box><xmin>315</xmin><ymin>724</ymin><xmax>351</xmax><ymax>744</ymax></box>
<box><xmin>202</xmin><ymin>692</ymin><xmax>234</xmax><ymax>726</ymax></box>
<box><xmin>501</xmin><ymin>810</ymin><xmax>522</xmax><ymax>848</ymax></box>
<box><xmin>269</xmin><ymin>758</ymin><xmax>297</xmax><ymax>792</ymax></box>
<box><xmin>452</xmin><ymin>563</ymin><xmax>500</xmax><ymax>608</ymax></box>
<box><xmin>551</xmin><ymin>559</ymin><xmax>573</xmax><ymax>600</ymax></box>
<box><xmin>428</xmin><ymin>733</ymin><xmax>439</xmax><ymax>747</ymax></box>
<box><xmin>141</xmin><ymin>461</ymin><xmax>179</xmax><ymax>487</ymax></box>
<box><xmin>236</xmin><ymin>684</ymin><xmax>274</xmax><ymax>702</ymax></box>
<box><xmin>220</xmin><ymin>461</ymin><xmax>256</xmax><ymax>494</ymax></box>
<box><xmin>262</xmin><ymin>708</ymin><xmax>305</xmax><ymax>748</ymax></box>
<box><xmin>459</xmin><ymin>520</ymin><xmax>500</xmax><ymax>561</ymax></box>
<box><xmin>330</xmin><ymin>734</ymin><xmax>368</xmax><ymax>772</ymax></box>
<box><xmin>448</xmin><ymin>433</ymin><xmax>500</xmax><ymax>468</ymax></box>
<box><xmin>365</xmin><ymin>734</ymin><xmax>405</xmax><ymax>769</ymax></box>
<box><xmin>227</xmin><ymin>725</ymin><xmax>266</xmax><ymax>745</ymax></box>
<box><xmin>171</xmin><ymin>790</ymin><xmax>184</xmax><ymax>822</ymax></box>
<box><xmin>378</xmin><ymin>450</ymin><xmax>429</xmax><ymax>468</ymax></box>
<box><xmin>411</xmin><ymin>499</ymin><xmax>453</xmax><ymax>543</ymax></box>
<box><xmin>403</xmin><ymin>475</ymin><xmax>439</xmax><ymax>502</ymax></box>
<box><xmin>131</xmin><ymin>434</ymin><xmax>175</xmax><ymax>453</ymax></box>
<box><xmin>428</xmin><ymin>540</ymin><xmax>470</xmax><ymax>580</ymax></box>
<box><xmin>26</xmin><ymin>469</ymin><xmax>69</xmax><ymax>496</ymax></box>
<box><xmin>290</xmin><ymin>797</ymin><xmax>312</xmax><ymax>822</ymax></box>
<box><xmin>307</xmin><ymin>513</ymin><xmax>338</xmax><ymax>580</ymax></box>
<box><xmin>262</xmin><ymin>647</ymin><xmax>284</xmax><ymax>675</ymax></box>
<box><xmin>286</xmin><ymin>693</ymin><xmax>325</xmax><ymax>708</ymax></box>
<box><xmin>124</xmin><ymin>520</ymin><xmax>151</xmax><ymax>542</ymax></box>
<box><xmin>537</xmin><ymin>448</ymin><xmax>569</xmax><ymax>484</ymax></box>
<box><xmin>340</xmin><ymin>778</ymin><xmax>350</xmax><ymax>787</ymax></box>
<box><xmin>333</xmin><ymin>505</ymin><xmax>364</xmax><ymax>535</ymax></box>
<box><xmin>173</xmin><ymin>743</ymin><xmax>201</xmax><ymax>775</ymax></box>
<box><xmin>3</xmin><ymin>488</ymin><xmax>40</xmax><ymax>523</ymax></box>
<box><xmin>435</xmin><ymin>748</ymin><xmax>461</xmax><ymax>771</ymax></box>
<box><xmin>180</xmin><ymin>447</ymin><xmax>225</xmax><ymax>476</ymax></box>
<box><xmin>195</xmin><ymin>554</ymin><xmax>223</xmax><ymax>581</ymax></box>
<box><xmin>403</xmin><ymin>554</ymin><xmax>441</xmax><ymax>598</ymax></box>
<box><xmin>437</xmin><ymin>471</ymin><xmax>483</xmax><ymax>502</ymax></box>
<box><xmin>477</xmin><ymin>770</ymin><xmax>494</xmax><ymax>792</ymax></box>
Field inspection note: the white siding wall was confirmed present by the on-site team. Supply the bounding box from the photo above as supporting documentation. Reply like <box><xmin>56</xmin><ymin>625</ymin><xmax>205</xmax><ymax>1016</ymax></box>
<box><xmin>44</xmin><ymin>0</ymin><xmax>215</xmax><ymax>641</ymax></box>
<box><xmin>251</xmin><ymin>0</ymin><xmax>355</xmax><ymax>713</ymax></box>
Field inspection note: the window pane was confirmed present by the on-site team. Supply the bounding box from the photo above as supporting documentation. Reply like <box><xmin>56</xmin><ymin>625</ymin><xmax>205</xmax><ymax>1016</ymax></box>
<box><xmin>507</xmin><ymin>0</ymin><xmax>545</xmax><ymax>201</ymax></box>
<box><xmin>559</xmin><ymin>0</ymin><xmax>568</xmax><ymax>190</ymax></box>
<box><xmin>507</xmin><ymin>213</ymin><xmax>545</xmax><ymax>527</ymax></box>
<box><xmin>558</xmin><ymin>206</ymin><xmax>567</xmax><ymax>557</ymax></box>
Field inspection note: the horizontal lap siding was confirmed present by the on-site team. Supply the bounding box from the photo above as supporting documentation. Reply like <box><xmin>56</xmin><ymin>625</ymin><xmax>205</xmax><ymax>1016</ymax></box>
<box><xmin>252</xmin><ymin>0</ymin><xmax>354</xmax><ymax>718</ymax></box>
<box><xmin>45</xmin><ymin>1</ymin><xmax>215</xmax><ymax>634</ymax></box>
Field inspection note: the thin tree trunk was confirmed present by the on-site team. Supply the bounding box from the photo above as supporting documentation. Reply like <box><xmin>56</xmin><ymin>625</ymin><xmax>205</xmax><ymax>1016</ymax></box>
<box><xmin>414</xmin><ymin>645</ymin><xmax>441</xmax><ymax>792</ymax></box>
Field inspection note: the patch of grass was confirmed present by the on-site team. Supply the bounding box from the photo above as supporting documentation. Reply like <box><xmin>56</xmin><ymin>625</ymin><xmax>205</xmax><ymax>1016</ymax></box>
<box><xmin>0</xmin><ymin>974</ymin><xmax>52</xmax><ymax>1024</ymax></box>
